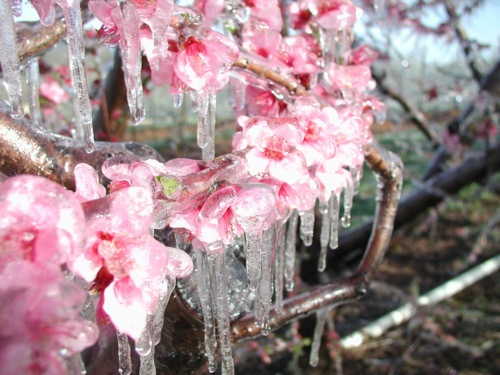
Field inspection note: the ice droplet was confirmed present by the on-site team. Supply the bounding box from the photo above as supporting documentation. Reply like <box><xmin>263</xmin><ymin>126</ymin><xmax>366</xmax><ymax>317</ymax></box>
<box><xmin>26</xmin><ymin>58</ymin><xmax>42</xmax><ymax>126</ymax></box>
<box><xmin>208</xmin><ymin>252</ymin><xmax>235</xmax><ymax>375</ymax></box>
<box><xmin>299</xmin><ymin>208</ymin><xmax>315</xmax><ymax>247</ymax></box>
<box><xmin>135</xmin><ymin>323</ymin><xmax>153</xmax><ymax>356</ymax></box>
<box><xmin>118</xmin><ymin>0</ymin><xmax>145</xmax><ymax>125</ymax></box>
<box><xmin>284</xmin><ymin>210</ymin><xmax>299</xmax><ymax>291</ymax></box>
<box><xmin>195</xmin><ymin>249</ymin><xmax>218</xmax><ymax>373</ymax></box>
<box><xmin>117</xmin><ymin>333</ymin><xmax>132</xmax><ymax>375</ymax></box>
<box><xmin>202</xmin><ymin>93</ymin><xmax>217</xmax><ymax>161</ymax></box>
<box><xmin>245</xmin><ymin>233</ymin><xmax>262</xmax><ymax>292</ymax></box>
<box><xmin>0</xmin><ymin>0</ymin><xmax>24</xmax><ymax>119</ymax></box>
<box><xmin>329</xmin><ymin>193</ymin><xmax>340</xmax><ymax>250</ymax></box>
<box><xmin>309</xmin><ymin>307</ymin><xmax>331</xmax><ymax>367</ymax></box>
<box><xmin>273</xmin><ymin>222</ymin><xmax>286</xmax><ymax>314</ymax></box>
<box><xmin>318</xmin><ymin>202</ymin><xmax>331</xmax><ymax>272</ymax></box>
<box><xmin>61</xmin><ymin>0</ymin><xmax>95</xmax><ymax>152</ymax></box>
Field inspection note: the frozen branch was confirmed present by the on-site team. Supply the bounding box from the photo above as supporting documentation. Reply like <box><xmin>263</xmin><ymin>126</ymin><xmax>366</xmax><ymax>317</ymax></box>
<box><xmin>230</xmin><ymin>140</ymin><xmax>403</xmax><ymax>341</ymax></box>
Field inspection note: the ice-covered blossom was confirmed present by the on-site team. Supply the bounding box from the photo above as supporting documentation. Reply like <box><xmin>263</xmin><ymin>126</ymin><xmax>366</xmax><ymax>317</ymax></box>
<box><xmin>0</xmin><ymin>261</ymin><xmax>98</xmax><ymax>375</ymax></box>
<box><xmin>289</xmin><ymin>0</ymin><xmax>358</xmax><ymax>31</ymax></box>
<box><xmin>0</xmin><ymin>175</ymin><xmax>85</xmax><ymax>269</ymax></box>
<box><xmin>71</xmin><ymin>186</ymin><xmax>192</xmax><ymax>340</ymax></box>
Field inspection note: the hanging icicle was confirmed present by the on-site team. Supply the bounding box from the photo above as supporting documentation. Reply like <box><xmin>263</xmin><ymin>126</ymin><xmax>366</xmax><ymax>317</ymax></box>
<box><xmin>208</xmin><ymin>251</ymin><xmax>235</xmax><ymax>375</ymax></box>
<box><xmin>117</xmin><ymin>333</ymin><xmax>132</xmax><ymax>375</ymax></box>
<box><xmin>254</xmin><ymin>227</ymin><xmax>274</xmax><ymax>335</ymax></box>
<box><xmin>245</xmin><ymin>233</ymin><xmax>263</xmax><ymax>292</ymax></box>
<box><xmin>196</xmin><ymin>90</ymin><xmax>209</xmax><ymax>150</ymax></box>
<box><xmin>118</xmin><ymin>0</ymin><xmax>146</xmax><ymax>126</ymax></box>
<box><xmin>273</xmin><ymin>222</ymin><xmax>286</xmax><ymax>314</ymax></box>
<box><xmin>0</xmin><ymin>0</ymin><xmax>24</xmax><ymax>119</ymax></box>
<box><xmin>318</xmin><ymin>202</ymin><xmax>331</xmax><ymax>272</ymax></box>
<box><xmin>329</xmin><ymin>193</ymin><xmax>340</xmax><ymax>250</ymax></box>
<box><xmin>136</xmin><ymin>315</ymin><xmax>155</xmax><ymax>375</ymax></box>
<box><xmin>202</xmin><ymin>93</ymin><xmax>217</xmax><ymax>161</ymax></box>
<box><xmin>153</xmin><ymin>277</ymin><xmax>176</xmax><ymax>346</ymax></box>
<box><xmin>299</xmin><ymin>208</ymin><xmax>315</xmax><ymax>247</ymax></box>
<box><xmin>173</xmin><ymin>93</ymin><xmax>184</xmax><ymax>109</ymax></box>
<box><xmin>309</xmin><ymin>307</ymin><xmax>332</xmax><ymax>367</ymax></box>
<box><xmin>341</xmin><ymin>177</ymin><xmax>354</xmax><ymax>228</ymax></box>
<box><xmin>60</xmin><ymin>0</ymin><xmax>95</xmax><ymax>152</ymax></box>
<box><xmin>284</xmin><ymin>210</ymin><xmax>299</xmax><ymax>291</ymax></box>
<box><xmin>195</xmin><ymin>249</ymin><xmax>218</xmax><ymax>373</ymax></box>
<box><xmin>65</xmin><ymin>354</ymin><xmax>87</xmax><ymax>375</ymax></box>
<box><xmin>26</xmin><ymin>58</ymin><xmax>42</xmax><ymax>127</ymax></box>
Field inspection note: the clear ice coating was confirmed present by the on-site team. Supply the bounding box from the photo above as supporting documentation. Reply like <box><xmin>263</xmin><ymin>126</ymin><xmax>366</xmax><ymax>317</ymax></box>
<box><xmin>195</xmin><ymin>249</ymin><xmax>218</xmax><ymax>373</ymax></box>
<box><xmin>0</xmin><ymin>0</ymin><xmax>24</xmax><ymax>119</ymax></box>
<box><xmin>118</xmin><ymin>0</ymin><xmax>146</xmax><ymax>125</ymax></box>
<box><xmin>27</xmin><ymin>58</ymin><xmax>42</xmax><ymax>126</ymax></box>
<box><xmin>284</xmin><ymin>210</ymin><xmax>299</xmax><ymax>291</ymax></box>
<box><xmin>117</xmin><ymin>333</ymin><xmax>132</xmax><ymax>375</ymax></box>
<box><xmin>65</xmin><ymin>354</ymin><xmax>87</xmax><ymax>375</ymax></box>
<box><xmin>136</xmin><ymin>315</ymin><xmax>155</xmax><ymax>375</ymax></box>
<box><xmin>309</xmin><ymin>307</ymin><xmax>331</xmax><ymax>367</ymax></box>
<box><xmin>61</xmin><ymin>0</ymin><xmax>95</xmax><ymax>152</ymax></box>
<box><xmin>209</xmin><ymin>252</ymin><xmax>235</xmax><ymax>375</ymax></box>
<box><xmin>153</xmin><ymin>277</ymin><xmax>176</xmax><ymax>346</ymax></box>
<box><xmin>299</xmin><ymin>208</ymin><xmax>315</xmax><ymax>247</ymax></box>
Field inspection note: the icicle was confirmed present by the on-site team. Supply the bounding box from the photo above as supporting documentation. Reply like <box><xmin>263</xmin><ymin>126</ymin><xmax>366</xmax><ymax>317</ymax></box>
<box><xmin>329</xmin><ymin>193</ymin><xmax>340</xmax><ymax>250</ymax></box>
<box><xmin>26</xmin><ymin>58</ymin><xmax>42</xmax><ymax>126</ymax></box>
<box><xmin>136</xmin><ymin>315</ymin><xmax>155</xmax><ymax>375</ymax></box>
<box><xmin>118</xmin><ymin>0</ymin><xmax>146</xmax><ymax>125</ymax></box>
<box><xmin>117</xmin><ymin>333</ymin><xmax>132</xmax><ymax>375</ymax></box>
<box><xmin>318</xmin><ymin>202</ymin><xmax>331</xmax><ymax>272</ymax></box>
<box><xmin>202</xmin><ymin>93</ymin><xmax>217</xmax><ymax>161</ymax></box>
<box><xmin>196</xmin><ymin>91</ymin><xmax>209</xmax><ymax>149</ymax></box>
<box><xmin>195</xmin><ymin>249</ymin><xmax>218</xmax><ymax>373</ymax></box>
<box><xmin>350</xmin><ymin>165</ymin><xmax>363</xmax><ymax>195</ymax></box>
<box><xmin>284</xmin><ymin>210</ymin><xmax>299</xmax><ymax>291</ymax></box>
<box><xmin>0</xmin><ymin>0</ymin><xmax>24</xmax><ymax>119</ymax></box>
<box><xmin>245</xmin><ymin>233</ymin><xmax>263</xmax><ymax>292</ymax></box>
<box><xmin>299</xmin><ymin>208</ymin><xmax>315</xmax><ymax>247</ymax></box>
<box><xmin>273</xmin><ymin>222</ymin><xmax>286</xmax><ymax>314</ymax></box>
<box><xmin>255</xmin><ymin>227</ymin><xmax>274</xmax><ymax>335</ymax></box>
<box><xmin>60</xmin><ymin>0</ymin><xmax>95</xmax><ymax>152</ymax></box>
<box><xmin>229</xmin><ymin>79</ymin><xmax>246</xmax><ymax>111</ymax></box>
<box><xmin>309</xmin><ymin>307</ymin><xmax>331</xmax><ymax>367</ymax></box>
<box><xmin>341</xmin><ymin>177</ymin><xmax>354</xmax><ymax>228</ymax></box>
<box><xmin>152</xmin><ymin>277</ymin><xmax>176</xmax><ymax>345</ymax></box>
<box><xmin>208</xmin><ymin>252</ymin><xmax>235</xmax><ymax>375</ymax></box>
<box><xmin>173</xmin><ymin>93</ymin><xmax>184</xmax><ymax>109</ymax></box>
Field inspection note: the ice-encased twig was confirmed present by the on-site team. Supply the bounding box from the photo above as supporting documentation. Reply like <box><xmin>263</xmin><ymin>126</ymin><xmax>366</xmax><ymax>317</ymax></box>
<box><xmin>208</xmin><ymin>252</ymin><xmax>235</xmax><ymax>375</ymax></box>
<box><xmin>195</xmin><ymin>249</ymin><xmax>218</xmax><ymax>373</ymax></box>
<box><xmin>61</xmin><ymin>0</ymin><xmax>95</xmax><ymax>152</ymax></box>
<box><xmin>309</xmin><ymin>307</ymin><xmax>331</xmax><ymax>367</ymax></box>
<box><xmin>299</xmin><ymin>207</ymin><xmax>315</xmax><ymax>246</ymax></box>
<box><xmin>118</xmin><ymin>0</ymin><xmax>145</xmax><ymax>125</ymax></box>
<box><xmin>117</xmin><ymin>333</ymin><xmax>132</xmax><ymax>375</ymax></box>
<box><xmin>26</xmin><ymin>58</ymin><xmax>42</xmax><ymax>126</ymax></box>
<box><xmin>284</xmin><ymin>210</ymin><xmax>299</xmax><ymax>291</ymax></box>
<box><xmin>0</xmin><ymin>0</ymin><xmax>24</xmax><ymax>119</ymax></box>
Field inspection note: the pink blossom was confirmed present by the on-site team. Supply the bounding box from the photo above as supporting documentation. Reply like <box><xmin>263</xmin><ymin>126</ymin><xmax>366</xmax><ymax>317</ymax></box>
<box><xmin>325</xmin><ymin>62</ymin><xmax>373</xmax><ymax>92</ymax></box>
<box><xmin>0</xmin><ymin>175</ymin><xmax>85</xmax><ymax>270</ymax></box>
<box><xmin>314</xmin><ymin>156</ymin><xmax>352</xmax><ymax>202</ymax></box>
<box><xmin>235</xmin><ymin>116</ymin><xmax>309</xmax><ymax>185</ymax></box>
<box><xmin>71</xmin><ymin>186</ymin><xmax>192</xmax><ymax>339</ymax></box>
<box><xmin>277</xmin><ymin>34</ymin><xmax>322</xmax><ymax>77</ymax></box>
<box><xmin>40</xmin><ymin>76</ymin><xmax>69</xmax><ymax>104</ymax></box>
<box><xmin>242</xmin><ymin>20</ymin><xmax>282</xmax><ymax>59</ymax></box>
<box><xmin>350</xmin><ymin>45</ymin><xmax>378</xmax><ymax>66</ymax></box>
<box><xmin>30</xmin><ymin>0</ymin><xmax>56</xmax><ymax>25</ymax></box>
<box><xmin>244</xmin><ymin>0</ymin><xmax>283</xmax><ymax>32</ymax></box>
<box><xmin>194</xmin><ymin>0</ymin><xmax>225</xmax><ymax>28</ymax></box>
<box><xmin>289</xmin><ymin>0</ymin><xmax>357</xmax><ymax>31</ymax></box>
<box><xmin>245</xmin><ymin>86</ymin><xmax>281</xmax><ymax>117</ymax></box>
<box><xmin>174</xmin><ymin>29</ymin><xmax>239</xmax><ymax>92</ymax></box>
<box><xmin>74</xmin><ymin>163</ymin><xmax>106</xmax><ymax>202</ymax></box>
<box><xmin>0</xmin><ymin>261</ymin><xmax>98</xmax><ymax>375</ymax></box>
